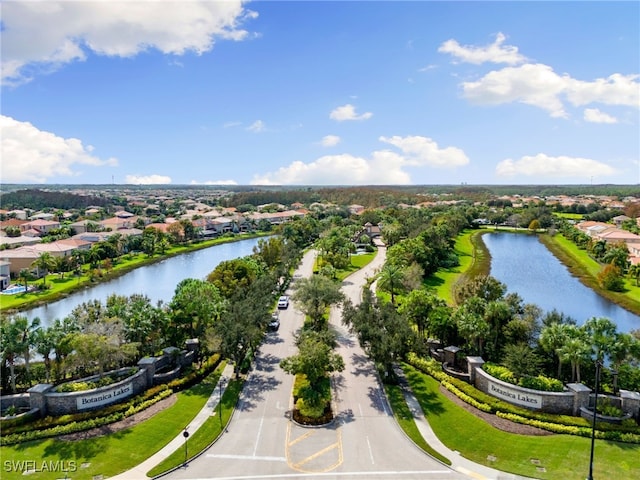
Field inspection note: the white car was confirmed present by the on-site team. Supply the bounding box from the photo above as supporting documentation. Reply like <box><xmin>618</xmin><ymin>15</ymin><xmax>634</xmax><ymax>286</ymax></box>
<box><xmin>277</xmin><ymin>295</ymin><xmax>289</xmax><ymax>309</ymax></box>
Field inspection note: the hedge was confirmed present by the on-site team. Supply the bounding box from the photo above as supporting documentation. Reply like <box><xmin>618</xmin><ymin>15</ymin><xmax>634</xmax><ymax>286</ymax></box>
<box><xmin>404</xmin><ymin>352</ymin><xmax>640</xmax><ymax>444</ymax></box>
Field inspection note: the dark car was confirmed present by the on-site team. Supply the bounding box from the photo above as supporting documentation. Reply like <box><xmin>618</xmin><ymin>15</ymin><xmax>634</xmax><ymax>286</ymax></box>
<box><xmin>268</xmin><ymin>313</ymin><xmax>280</xmax><ymax>331</ymax></box>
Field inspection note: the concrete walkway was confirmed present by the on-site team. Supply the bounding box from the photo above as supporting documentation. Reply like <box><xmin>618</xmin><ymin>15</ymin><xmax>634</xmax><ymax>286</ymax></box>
<box><xmin>110</xmin><ymin>363</ymin><xmax>235</xmax><ymax>480</ymax></box>
<box><xmin>394</xmin><ymin>365</ymin><xmax>535</xmax><ymax>480</ymax></box>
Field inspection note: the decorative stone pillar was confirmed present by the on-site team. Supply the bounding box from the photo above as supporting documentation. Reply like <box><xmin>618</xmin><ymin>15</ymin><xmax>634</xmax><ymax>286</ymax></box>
<box><xmin>466</xmin><ymin>356</ymin><xmax>485</xmax><ymax>385</ymax></box>
<box><xmin>566</xmin><ymin>383</ymin><xmax>591</xmax><ymax>416</ymax></box>
<box><xmin>443</xmin><ymin>346</ymin><xmax>460</xmax><ymax>367</ymax></box>
<box><xmin>619</xmin><ymin>390</ymin><xmax>640</xmax><ymax>420</ymax></box>
<box><xmin>137</xmin><ymin>357</ymin><xmax>157</xmax><ymax>389</ymax></box>
<box><xmin>27</xmin><ymin>384</ymin><xmax>53</xmax><ymax>417</ymax></box>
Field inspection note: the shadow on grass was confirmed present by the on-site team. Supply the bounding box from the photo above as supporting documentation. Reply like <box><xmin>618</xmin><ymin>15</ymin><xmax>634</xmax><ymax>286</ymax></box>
<box><xmin>403</xmin><ymin>365</ymin><xmax>446</xmax><ymax>416</ymax></box>
<box><xmin>41</xmin><ymin>434</ymin><xmax>115</xmax><ymax>462</ymax></box>
<box><xmin>423</xmin><ymin>275</ymin><xmax>445</xmax><ymax>288</ymax></box>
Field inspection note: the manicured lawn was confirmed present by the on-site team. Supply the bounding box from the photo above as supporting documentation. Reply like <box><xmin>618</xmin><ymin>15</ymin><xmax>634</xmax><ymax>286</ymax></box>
<box><xmin>146</xmin><ymin>378</ymin><xmax>243</xmax><ymax>477</ymax></box>
<box><xmin>384</xmin><ymin>384</ymin><xmax>451</xmax><ymax>465</ymax></box>
<box><xmin>402</xmin><ymin>363</ymin><xmax>640</xmax><ymax>480</ymax></box>
<box><xmin>427</xmin><ymin>230</ymin><xmax>485</xmax><ymax>304</ymax></box>
<box><xmin>0</xmin><ymin>363</ymin><xmax>226</xmax><ymax>480</ymax></box>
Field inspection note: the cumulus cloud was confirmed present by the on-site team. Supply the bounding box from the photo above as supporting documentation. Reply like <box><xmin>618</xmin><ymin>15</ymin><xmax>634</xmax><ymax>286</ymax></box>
<box><xmin>495</xmin><ymin>153</ymin><xmax>616</xmax><ymax>179</ymax></box>
<box><xmin>1</xmin><ymin>0</ymin><xmax>256</xmax><ymax>85</ymax></box>
<box><xmin>329</xmin><ymin>104</ymin><xmax>373</xmax><ymax>121</ymax></box>
<box><xmin>0</xmin><ymin>115</ymin><xmax>118</xmax><ymax>183</ymax></box>
<box><xmin>247</xmin><ymin>120</ymin><xmax>266</xmax><ymax>132</ymax></box>
<box><xmin>461</xmin><ymin>64</ymin><xmax>639</xmax><ymax>118</ymax></box>
<box><xmin>584</xmin><ymin>108</ymin><xmax>618</xmax><ymax>124</ymax></box>
<box><xmin>251</xmin><ymin>135</ymin><xmax>468</xmax><ymax>185</ymax></box>
<box><xmin>124</xmin><ymin>174</ymin><xmax>172</xmax><ymax>185</ymax></box>
<box><xmin>439</xmin><ymin>32</ymin><xmax>527</xmax><ymax>65</ymax></box>
<box><xmin>378</xmin><ymin>135</ymin><xmax>469</xmax><ymax>167</ymax></box>
<box><xmin>320</xmin><ymin>135</ymin><xmax>341</xmax><ymax>147</ymax></box>
<box><xmin>190</xmin><ymin>179</ymin><xmax>238</xmax><ymax>185</ymax></box>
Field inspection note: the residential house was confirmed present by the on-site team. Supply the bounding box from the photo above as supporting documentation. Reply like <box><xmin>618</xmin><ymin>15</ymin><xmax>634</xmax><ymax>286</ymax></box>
<box><xmin>0</xmin><ymin>260</ymin><xmax>10</xmax><ymax>290</ymax></box>
<box><xmin>19</xmin><ymin>219</ymin><xmax>61</xmax><ymax>236</ymax></box>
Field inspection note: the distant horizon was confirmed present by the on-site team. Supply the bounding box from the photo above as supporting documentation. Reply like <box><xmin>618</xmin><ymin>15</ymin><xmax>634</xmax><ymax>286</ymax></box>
<box><xmin>2</xmin><ymin>1</ymin><xmax>638</xmax><ymax>185</ymax></box>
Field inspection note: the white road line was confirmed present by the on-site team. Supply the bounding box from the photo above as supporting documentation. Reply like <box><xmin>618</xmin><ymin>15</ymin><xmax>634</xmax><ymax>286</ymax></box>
<box><xmin>253</xmin><ymin>415</ymin><xmax>264</xmax><ymax>457</ymax></box>
<box><xmin>187</xmin><ymin>471</ymin><xmax>452</xmax><ymax>480</ymax></box>
<box><xmin>207</xmin><ymin>454</ymin><xmax>287</xmax><ymax>462</ymax></box>
<box><xmin>366</xmin><ymin>436</ymin><xmax>374</xmax><ymax>465</ymax></box>
<box><xmin>358</xmin><ymin>403</ymin><xmax>363</xmax><ymax>417</ymax></box>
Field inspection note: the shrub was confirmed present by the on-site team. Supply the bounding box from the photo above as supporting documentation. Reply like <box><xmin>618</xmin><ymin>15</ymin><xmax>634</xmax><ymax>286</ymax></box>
<box><xmin>483</xmin><ymin>363</ymin><xmax>516</xmax><ymax>384</ymax></box>
<box><xmin>519</xmin><ymin>375</ymin><xmax>564</xmax><ymax>392</ymax></box>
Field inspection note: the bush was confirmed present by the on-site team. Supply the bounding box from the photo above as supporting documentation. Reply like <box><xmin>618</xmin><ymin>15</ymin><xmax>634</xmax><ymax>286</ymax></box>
<box><xmin>483</xmin><ymin>363</ymin><xmax>516</xmax><ymax>384</ymax></box>
<box><xmin>519</xmin><ymin>375</ymin><xmax>564</xmax><ymax>392</ymax></box>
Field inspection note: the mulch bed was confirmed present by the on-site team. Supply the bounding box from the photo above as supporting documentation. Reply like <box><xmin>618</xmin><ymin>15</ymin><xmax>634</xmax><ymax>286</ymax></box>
<box><xmin>58</xmin><ymin>394</ymin><xmax>177</xmax><ymax>441</ymax></box>
<box><xmin>439</xmin><ymin>385</ymin><xmax>553</xmax><ymax>436</ymax></box>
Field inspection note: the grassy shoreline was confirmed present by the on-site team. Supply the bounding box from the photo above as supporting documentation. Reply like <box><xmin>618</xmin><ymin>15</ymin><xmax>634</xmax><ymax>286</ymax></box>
<box><xmin>0</xmin><ymin>232</ymin><xmax>269</xmax><ymax>315</ymax></box>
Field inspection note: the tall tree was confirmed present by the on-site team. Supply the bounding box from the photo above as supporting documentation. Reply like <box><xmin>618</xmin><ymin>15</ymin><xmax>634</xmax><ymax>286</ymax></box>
<box><xmin>31</xmin><ymin>252</ymin><xmax>55</xmax><ymax>287</ymax></box>
<box><xmin>291</xmin><ymin>275</ymin><xmax>344</xmax><ymax>331</ymax></box>
<box><xmin>169</xmin><ymin>278</ymin><xmax>226</xmax><ymax>346</ymax></box>
<box><xmin>342</xmin><ymin>289</ymin><xmax>416</xmax><ymax>379</ymax></box>
<box><xmin>377</xmin><ymin>263</ymin><xmax>405</xmax><ymax>306</ymax></box>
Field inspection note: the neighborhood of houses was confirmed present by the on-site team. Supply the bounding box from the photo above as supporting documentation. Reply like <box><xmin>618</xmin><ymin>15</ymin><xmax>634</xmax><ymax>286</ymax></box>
<box><xmin>2</xmin><ymin>188</ymin><xmax>640</xmax><ymax>292</ymax></box>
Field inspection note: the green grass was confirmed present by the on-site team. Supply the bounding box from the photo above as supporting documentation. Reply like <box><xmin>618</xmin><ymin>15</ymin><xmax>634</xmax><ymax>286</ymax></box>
<box><xmin>402</xmin><ymin>363</ymin><xmax>640</xmax><ymax>480</ymax></box>
<box><xmin>540</xmin><ymin>233</ymin><xmax>640</xmax><ymax>315</ymax></box>
<box><xmin>384</xmin><ymin>383</ymin><xmax>451</xmax><ymax>465</ymax></box>
<box><xmin>146</xmin><ymin>378</ymin><xmax>243</xmax><ymax>477</ymax></box>
<box><xmin>424</xmin><ymin>229</ymin><xmax>489</xmax><ymax>305</ymax></box>
<box><xmin>0</xmin><ymin>363</ymin><xmax>227</xmax><ymax>480</ymax></box>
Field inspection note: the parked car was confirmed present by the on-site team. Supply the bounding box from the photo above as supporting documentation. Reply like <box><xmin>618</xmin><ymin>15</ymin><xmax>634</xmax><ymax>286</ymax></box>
<box><xmin>277</xmin><ymin>295</ymin><xmax>289</xmax><ymax>309</ymax></box>
<box><xmin>268</xmin><ymin>313</ymin><xmax>280</xmax><ymax>331</ymax></box>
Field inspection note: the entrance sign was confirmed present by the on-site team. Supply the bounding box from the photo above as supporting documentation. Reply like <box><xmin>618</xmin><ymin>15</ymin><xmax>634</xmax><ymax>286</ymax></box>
<box><xmin>76</xmin><ymin>382</ymin><xmax>133</xmax><ymax>410</ymax></box>
<box><xmin>488</xmin><ymin>381</ymin><xmax>542</xmax><ymax>409</ymax></box>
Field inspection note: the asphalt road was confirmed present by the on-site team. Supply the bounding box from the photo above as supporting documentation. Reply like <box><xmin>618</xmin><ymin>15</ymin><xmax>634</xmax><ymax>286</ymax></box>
<box><xmin>164</xmin><ymin>247</ymin><xmax>467</xmax><ymax>480</ymax></box>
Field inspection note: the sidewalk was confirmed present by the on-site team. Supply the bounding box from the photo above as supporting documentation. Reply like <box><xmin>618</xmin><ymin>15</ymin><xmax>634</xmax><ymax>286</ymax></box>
<box><xmin>110</xmin><ymin>363</ymin><xmax>235</xmax><ymax>480</ymax></box>
<box><xmin>394</xmin><ymin>365</ymin><xmax>535</xmax><ymax>480</ymax></box>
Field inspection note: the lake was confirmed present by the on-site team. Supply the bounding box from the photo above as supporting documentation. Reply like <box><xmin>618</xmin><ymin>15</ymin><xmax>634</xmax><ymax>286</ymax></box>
<box><xmin>22</xmin><ymin>237</ymin><xmax>263</xmax><ymax>328</ymax></box>
<box><xmin>482</xmin><ymin>232</ymin><xmax>639</xmax><ymax>333</ymax></box>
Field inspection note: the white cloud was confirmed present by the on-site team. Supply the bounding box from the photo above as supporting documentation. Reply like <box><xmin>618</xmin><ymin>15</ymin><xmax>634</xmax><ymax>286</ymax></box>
<box><xmin>495</xmin><ymin>153</ymin><xmax>616</xmax><ymax>178</ymax></box>
<box><xmin>584</xmin><ymin>108</ymin><xmax>618</xmax><ymax>124</ymax></box>
<box><xmin>320</xmin><ymin>135</ymin><xmax>341</xmax><ymax>147</ymax></box>
<box><xmin>379</xmin><ymin>135</ymin><xmax>469</xmax><ymax>167</ymax></box>
<box><xmin>0</xmin><ymin>115</ymin><xmax>118</xmax><ymax>183</ymax></box>
<box><xmin>251</xmin><ymin>135</ymin><xmax>468</xmax><ymax>185</ymax></box>
<box><xmin>461</xmin><ymin>64</ymin><xmax>639</xmax><ymax>118</ymax></box>
<box><xmin>566</xmin><ymin>73</ymin><xmax>640</xmax><ymax>107</ymax></box>
<box><xmin>190</xmin><ymin>179</ymin><xmax>238</xmax><ymax>185</ymax></box>
<box><xmin>125</xmin><ymin>174</ymin><xmax>172</xmax><ymax>185</ymax></box>
<box><xmin>1</xmin><ymin>0</ymin><xmax>256</xmax><ymax>85</ymax></box>
<box><xmin>223</xmin><ymin>121</ymin><xmax>242</xmax><ymax>128</ymax></box>
<box><xmin>247</xmin><ymin>120</ymin><xmax>265</xmax><ymax>132</ymax></box>
<box><xmin>329</xmin><ymin>104</ymin><xmax>373</xmax><ymax>121</ymax></box>
<box><xmin>438</xmin><ymin>32</ymin><xmax>526</xmax><ymax>65</ymax></box>
<box><xmin>462</xmin><ymin>63</ymin><xmax>568</xmax><ymax>117</ymax></box>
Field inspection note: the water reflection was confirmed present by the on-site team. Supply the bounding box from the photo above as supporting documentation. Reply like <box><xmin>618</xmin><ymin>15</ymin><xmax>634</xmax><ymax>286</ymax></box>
<box><xmin>483</xmin><ymin>232</ymin><xmax>639</xmax><ymax>333</ymax></box>
<box><xmin>23</xmin><ymin>237</ymin><xmax>262</xmax><ymax>328</ymax></box>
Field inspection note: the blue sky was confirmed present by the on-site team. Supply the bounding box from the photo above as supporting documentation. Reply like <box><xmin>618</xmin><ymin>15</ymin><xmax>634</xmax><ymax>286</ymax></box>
<box><xmin>1</xmin><ymin>1</ymin><xmax>638</xmax><ymax>186</ymax></box>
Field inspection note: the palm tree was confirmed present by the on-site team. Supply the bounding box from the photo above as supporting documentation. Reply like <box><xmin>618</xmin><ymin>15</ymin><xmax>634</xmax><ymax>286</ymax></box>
<box><xmin>540</xmin><ymin>322</ymin><xmax>572</xmax><ymax>379</ymax></box>
<box><xmin>33</xmin><ymin>327</ymin><xmax>56</xmax><ymax>382</ymax></box>
<box><xmin>558</xmin><ymin>326</ymin><xmax>590</xmax><ymax>383</ymax></box>
<box><xmin>31</xmin><ymin>252</ymin><xmax>55</xmax><ymax>287</ymax></box>
<box><xmin>16</xmin><ymin>315</ymin><xmax>41</xmax><ymax>385</ymax></box>
<box><xmin>377</xmin><ymin>263</ymin><xmax>404</xmax><ymax>305</ymax></box>
<box><xmin>18</xmin><ymin>268</ymin><xmax>31</xmax><ymax>292</ymax></box>
<box><xmin>1</xmin><ymin>319</ymin><xmax>23</xmax><ymax>392</ymax></box>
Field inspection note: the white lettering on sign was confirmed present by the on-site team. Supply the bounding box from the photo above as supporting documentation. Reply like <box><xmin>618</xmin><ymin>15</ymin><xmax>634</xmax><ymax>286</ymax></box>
<box><xmin>488</xmin><ymin>381</ymin><xmax>542</xmax><ymax>409</ymax></box>
<box><xmin>76</xmin><ymin>382</ymin><xmax>133</xmax><ymax>410</ymax></box>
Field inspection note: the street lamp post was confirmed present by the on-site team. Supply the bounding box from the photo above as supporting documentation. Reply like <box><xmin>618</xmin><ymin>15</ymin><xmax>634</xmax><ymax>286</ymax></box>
<box><xmin>587</xmin><ymin>360</ymin><xmax>602</xmax><ymax>480</ymax></box>
<box><xmin>219</xmin><ymin>377</ymin><xmax>226</xmax><ymax>430</ymax></box>
<box><xmin>182</xmin><ymin>427</ymin><xmax>189</xmax><ymax>467</ymax></box>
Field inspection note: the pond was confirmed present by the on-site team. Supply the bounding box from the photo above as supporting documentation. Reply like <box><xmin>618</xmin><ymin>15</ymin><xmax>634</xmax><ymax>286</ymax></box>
<box><xmin>22</xmin><ymin>237</ymin><xmax>263</xmax><ymax>328</ymax></box>
<box><xmin>482</xmin><ymin>232</ymin><xmax>640</xmax><ymax>333</ymax></box>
